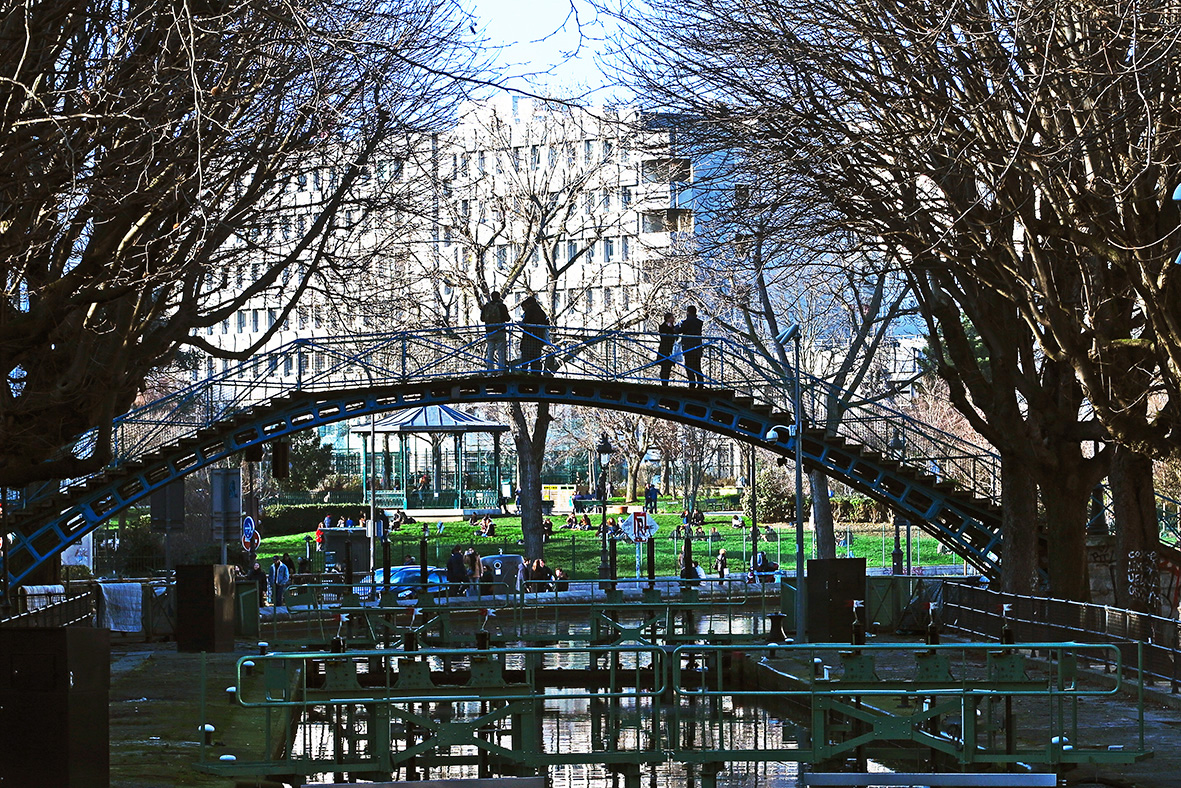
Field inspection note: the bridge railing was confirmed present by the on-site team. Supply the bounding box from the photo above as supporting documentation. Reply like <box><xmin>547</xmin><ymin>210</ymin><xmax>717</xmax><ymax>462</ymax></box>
<box><xmin>34</xmin><ymin>326</ymin><xmax>1001</xmax><ymax>510</ymax></box>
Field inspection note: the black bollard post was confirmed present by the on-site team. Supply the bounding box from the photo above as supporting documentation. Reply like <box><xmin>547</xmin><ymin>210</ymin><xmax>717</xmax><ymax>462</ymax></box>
<box><xmin>382</xmin><ymin>534</ymin><xmax>391</xmax><ymax>594</ymax></box>
<box><xmin>647</xmin><ymin>537</ymin><xmax>656</xmax><ymax>589</ymax></box>
<box><xmin>852</xmin><ymin>600</ymin><xmax>866</xmax><ymax>646</ymax></box>
<box><xmin>608</xmin><ymin>538</ymin><xmax>618</xmax><ymax>587</ymax></box>
<box><xmin>476</xmin><ymin>629</ymin><xmax>491</xmax><ymax>651</ymax></box>
<box><xmin>404</xmin><ymin>630</ymin><xmax>418</xmax><ymax>652</ymax></box>
<box><xmin>419</xmin><ymin>538</ymin><xmax>428</xmax><ymax>587</ymax></box>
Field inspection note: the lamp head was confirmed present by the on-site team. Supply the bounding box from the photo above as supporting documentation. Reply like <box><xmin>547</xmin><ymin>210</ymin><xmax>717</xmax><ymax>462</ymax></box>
<box><xmin>777</xmin><ymin>324</ymin><xmax>801</xmax><ymax>344</ymax></box>
<box><xmin>596</xmin><ymin>432</ymin><xmax>614</xmax><ymax>466</ymax></box>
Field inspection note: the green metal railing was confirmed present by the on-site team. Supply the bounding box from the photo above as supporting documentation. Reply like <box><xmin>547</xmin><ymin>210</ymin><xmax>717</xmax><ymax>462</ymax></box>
<box><xmin>197</xmin><ymin>640</ymin><xmax>1149</xmax><ymax>787</ymax></box>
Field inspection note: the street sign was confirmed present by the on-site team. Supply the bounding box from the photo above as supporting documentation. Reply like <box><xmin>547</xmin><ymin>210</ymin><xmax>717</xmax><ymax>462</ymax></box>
<box><xmin>242</xmin><ymin>517</ymin><xmax>260</xmax><ymax>552</ymax></box>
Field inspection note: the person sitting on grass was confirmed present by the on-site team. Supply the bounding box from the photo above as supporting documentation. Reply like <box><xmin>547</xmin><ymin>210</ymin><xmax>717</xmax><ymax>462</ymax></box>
<box><xmin>579</xmin><ymin>514</ymin><xmax>593</xmax><ymax>530</ymax></box>
<box><xmin>690</xmin><ymin>509</ymin><xmax>706</xmax><ymax>527</ymax></box>
<box><xmin>694</xmin><ymin>525</ymin><xmax>706</xmax><ymax>539</ymax></box>
<box><xmin>709</xmin><ymin>526</ymin><xmax>722</xmax><ymax>540</ymax></box>
<box><xmin>564</xmin><ymin>513</ymin><xmax>578</xmax><ymax>529</ymax></box>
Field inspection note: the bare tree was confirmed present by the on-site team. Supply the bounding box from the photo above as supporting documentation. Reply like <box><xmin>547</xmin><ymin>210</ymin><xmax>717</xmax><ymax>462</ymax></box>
<box><xmin>602</xmin><ymin>0</ymin><xmax>1181</xmax><ymax>601</ymax></box>
<box><xmin>419</xmin><ymin>99</ymin><xmax>648</xmax><ymax>558</ymax></box>
<box><xmin>0</xmin><ymin>0</ymin><xmax>486</xmax><ymax>486</ymax></box>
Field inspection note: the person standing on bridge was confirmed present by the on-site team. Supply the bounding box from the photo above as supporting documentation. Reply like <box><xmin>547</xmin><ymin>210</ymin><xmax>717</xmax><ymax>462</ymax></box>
<box><xmin>657</xmin><ymin>312</ymin><xmax>677</xmax><ymax>385</ymax></box>
<box><xmin>679</xmin><ymin>305</ymin><xmax>705</xmax><ymax>388</ymax></box>
<box><xmin>481</xmin><ymin>290</ymin><xmax>510</xmax><ymax>371</ymax></box>
<box><xmin>519</xmin><ymin>294</ymin><xmax>550</xmax><ymax>373</ymax></box>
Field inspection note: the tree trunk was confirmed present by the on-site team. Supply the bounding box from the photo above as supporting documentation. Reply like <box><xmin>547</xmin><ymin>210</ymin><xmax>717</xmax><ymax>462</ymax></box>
<box><xmin>625</xmin><ymin>455</ymin><xmax>641</xmax><ymax>502</ymax></box>
<box><xmin>510</xmin><ymin>402</ymin><xmax>551</xmax><ymax>561</ymax></box>
<box><xmin>810</xmin><ymin>469</ymin><xmax>836</xmax><ymax>559</ymax></box>
<box><xmin>999</xmin><ymin>451</ymin><xmax>1038</xmax><ymax>594</ymax></box>
<box><xmin>1110</xmin><ymin>444</ymin><xmax>1161</xmax><ymax>613</ymax></box>
<box><xmin>1039</xmin><ymin>469</ymin><xmax>1091</xmax><ymax>601</ymax></box>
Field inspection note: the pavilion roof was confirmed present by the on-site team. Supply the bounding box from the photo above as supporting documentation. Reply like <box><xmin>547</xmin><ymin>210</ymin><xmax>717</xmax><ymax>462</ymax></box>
<box><xmin>351</xmin><ymin>404</ymin><xmax>508</xmax><ymax>434</ymax></box>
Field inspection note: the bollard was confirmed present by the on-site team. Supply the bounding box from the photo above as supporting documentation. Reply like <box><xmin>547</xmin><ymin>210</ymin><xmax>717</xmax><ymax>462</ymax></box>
<box><xmin>201</xmin><ymin>723</ymin><xmax>215</xmax><ymax>745</ymax></box>
<box><xmin>768</xmin><ymin>612</ymin><xmax>786</xmax><ymax>643</ymax></box>
<box><xmin>852</xmin><ymin>600</ymin><xmax>866</xmax><ymax>646</ymax></box>
<box><xmin>258</xmin><ymin>641</ymin><xmax>269</xmax><ymax>656</ymax></box>
<box><xmin>476</xmin><ymin>629</ymin><xmax>491</xmax><ymax>651</ymax></box>
<box><xmin>330</xmin><ymin>635</ymin><xmax>347</xmax><ymax>653</ymax></box>
<box><xmin>242</xmin><ymin>660</ymin><xmax>254</xmax><ymax>677</ymax></box>
<box><xmin>404</xmin><ymin>630</ymin><xmax>418</xmax><ymax>652</ymax></box>
<box><xmin>225</xmin><ymin>686</ymin><xmax>236</xmax><ymax>705</ymax></box>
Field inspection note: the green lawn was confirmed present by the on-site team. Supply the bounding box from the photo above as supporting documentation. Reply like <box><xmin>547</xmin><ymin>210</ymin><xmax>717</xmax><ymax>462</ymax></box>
<box><xmin>259</xmin><ymin>512</ymin><xmax>963</xmax><ymax>580</ymax></box>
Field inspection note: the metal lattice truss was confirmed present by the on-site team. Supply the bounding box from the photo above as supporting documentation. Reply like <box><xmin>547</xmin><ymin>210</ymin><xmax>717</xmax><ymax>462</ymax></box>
<box><xmin>4</xmin><ymin>326</ymin><xmax>1001</xmax><ymax>588</ymax></box>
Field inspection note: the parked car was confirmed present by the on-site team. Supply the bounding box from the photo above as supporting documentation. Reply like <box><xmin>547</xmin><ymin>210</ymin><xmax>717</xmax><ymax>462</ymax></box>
<box><xmin>357</xmin><ymin>566</ymin><xmax>447</xmax><ymax>600</ymax></box>
<box><xmin>480</xmin><ymin>554</ymin><xmax>527</xmax><ymax>595</ymax></box>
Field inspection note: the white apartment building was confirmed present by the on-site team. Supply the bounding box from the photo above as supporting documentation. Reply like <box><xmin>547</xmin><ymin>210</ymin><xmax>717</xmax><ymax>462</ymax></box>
<box><xmin>199</xmin><ymin>96</ymin><xmax>699</xmax><ymax>373</ymax></box>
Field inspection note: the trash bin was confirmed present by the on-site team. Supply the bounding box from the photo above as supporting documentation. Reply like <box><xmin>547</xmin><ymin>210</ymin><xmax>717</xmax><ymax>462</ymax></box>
<box><xmin>235</xmin><ymin>581</ymin><xmax>260</xmax><ymax>638</ymax></box>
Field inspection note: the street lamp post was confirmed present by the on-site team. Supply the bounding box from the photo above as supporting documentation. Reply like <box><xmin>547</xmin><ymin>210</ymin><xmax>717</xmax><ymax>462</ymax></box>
<box><xmin>892</xmin><ymin>515</ymin><xmax>904</xmax><ymax>575</ymax></box>
<box><xmin>768</xmin><ymin>323</ymin><xmax>806</xmax><ymax>643</ymax></box>
<box><xmin>595</xmin><ymin>433</ymin><xmax>615</xmax><ymax>586</ymax></box>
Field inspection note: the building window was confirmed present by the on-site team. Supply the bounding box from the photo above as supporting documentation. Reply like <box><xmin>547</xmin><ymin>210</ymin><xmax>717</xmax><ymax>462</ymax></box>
<box><xmin>497</xmin><ymin>245</ymin><xmax>508</xmax><ymax>270</ymax></box>
<box><xmin>641</xmin><ymin>157</ymin><xmax>692</xmax><ymax>183</ymax></box>
<box><xmin>621</xmin><ymin>187</ymin><xmax>632</xmax><ymax>207</ymax></box>
<box><xmin>622</xmin><ymin>236</ymin><xmax>630</xmax><ymax>260</ymax></box>
<box><xmin>567</xmin><ymin>241</ymin><xmax>578</xmax><ymax>262</ymax></box>
<box><xmin>584</xmin><ymin>140</ymin><xmax>593</xmax><ymax>164</ymax></box>
<box><xmin>603</xmin><ymin>139</ymin><xmax>614</xmax><ymax>159</ymax></box>
<box><xmin>587</xmin><ymin>288</ymin><xmax>595</xmax><ymax>310</ymax></box>
<box><xmin>268</xmin><ymin>309</ymin><xmax>277</xmax><ymax>328</ymax></box>
<box><xmin>252</xmin><ymin>309</ymin><xmax>260</xmax><ymax>332</ymax></box>
<box><xmin>237</xmin><ymin>311</ymin><xmax>246</xmax><ymax>333</ymax></box>
<box><xmin>531</xmin><ymin>145</ymin><xmax>540</xmax><ymax>171</ymax></box>
<box><xmin>604</xmin><ymin>287</ymin><xmax>613</xmax><ymax>309</ymax></box>
<box><xmin>284</xmin><ymin>356</ymin><xmax>293</xmax><ymax>376</ymax></box>
<box><xmin>604</xmin><ymin>238</ymin><xmax>615</xmax><ymax>262</ymax></box>
<box><xmin>603</xmin><ymin>189</ymin><xmax>611</xmax><ymax>212</ymax></box>
<box><xmin>477</xmin><ymin>151</ymin><xmax>485</xmax><ymax>175</ymax></box>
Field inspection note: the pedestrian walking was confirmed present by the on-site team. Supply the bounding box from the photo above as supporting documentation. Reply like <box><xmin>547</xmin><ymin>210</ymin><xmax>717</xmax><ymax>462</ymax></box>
<box><xmin>268</xmin><ymin>555</ymin><xmax>290</xmax><ymax>606</ymax></box>
<box><xmin>714</xmin><ymin>548</ymin><xmax>728</xmax><ymax>578</ymax></box>
<box><xmin>481</xmin><ymin>290</ymin><xmax>510</xmax><ymax>371</ymax></box>
<box><xmin>679</xmin><ymin>305</ymin><xmax>704</xmax><ymax>388</ymax></box>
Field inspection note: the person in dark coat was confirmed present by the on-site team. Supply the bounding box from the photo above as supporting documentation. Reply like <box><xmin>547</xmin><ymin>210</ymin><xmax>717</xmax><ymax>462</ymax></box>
<box><xmin>519</xmin><ymin>295</ymin><xmax>550</xmax><ymax>373</ymax></box>
<box><xmin>679</xmin><ymin>305</ymin><xmax>704</xmax><ymax>388</ymax></box>
<box><xmin>247</xmin><ymin>562</ymin><xmax>268</xmax><ymax>606</ymax></box>
<box><xmin>657</xmin><ymin>312</ymin><xmax>677</xmax><ymax>385</ymax></box>
<box><xmin>446</xmin><ymin>545</ymin><xmax>467</xmax><ymax>597</ymax></box>
<box><xmin>481</xmin><ymin>290</ymin><xmax>511</xmax><ymax>370</ymax></box>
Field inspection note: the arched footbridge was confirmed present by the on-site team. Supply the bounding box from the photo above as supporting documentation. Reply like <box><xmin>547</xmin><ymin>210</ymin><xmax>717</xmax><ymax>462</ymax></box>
<box><xmin>4</xmin><ymin>326</ymin><xmax>1007</xmax><ymax>588</ymax></box>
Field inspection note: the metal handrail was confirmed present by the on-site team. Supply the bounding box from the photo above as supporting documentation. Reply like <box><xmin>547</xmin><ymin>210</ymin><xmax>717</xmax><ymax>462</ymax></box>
<box><xmin>35</xmin><ymin>325</ymin><xmax>1001</xmax><ymax>509</ymax></box>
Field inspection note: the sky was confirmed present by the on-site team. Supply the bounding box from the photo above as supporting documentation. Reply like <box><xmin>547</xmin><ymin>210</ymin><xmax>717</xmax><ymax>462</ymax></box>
<box><xmin>470</xmin><ymin>0</ymin><xmax>625</xmax><ymax>102</ymax></box>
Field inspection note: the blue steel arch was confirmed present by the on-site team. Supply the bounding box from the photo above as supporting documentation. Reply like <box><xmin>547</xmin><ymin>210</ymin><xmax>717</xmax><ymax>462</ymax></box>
<box><xmin>3</xmin><ymin>327</ymin><xmax>1002</xmax><ymax>588</ymax></box>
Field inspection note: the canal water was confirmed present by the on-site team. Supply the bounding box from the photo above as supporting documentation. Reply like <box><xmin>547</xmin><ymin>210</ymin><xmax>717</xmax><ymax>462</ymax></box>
<box><xmin>293</xmin><ymin>607</ymin><xmax>897</xmax><ymax>786</ymax></box>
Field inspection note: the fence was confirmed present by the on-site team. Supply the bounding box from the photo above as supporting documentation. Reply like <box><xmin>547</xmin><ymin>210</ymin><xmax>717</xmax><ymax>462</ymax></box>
<box><xmin>942</xmin><ymin>582</ymin><xmax>1181</xmax><ymax>689</ymax></box>
<box><xmin>1</xmin><ymin>583</ymin><xmax>96</xmax><ymax>628</ymax></box>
